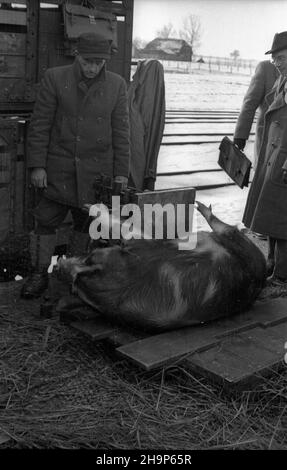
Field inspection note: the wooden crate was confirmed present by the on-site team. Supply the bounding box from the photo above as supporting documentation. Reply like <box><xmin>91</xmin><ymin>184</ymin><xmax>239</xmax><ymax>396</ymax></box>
<box><xmin>0</xmin><ymin>31</ymin><xmax>27</xmax><ymax>103</ymax></box>
<box><xmin>0</xmin><ymin>186</ymin><xmax>10</xmax><ymax>244</ymax></box>
<box><xmin>0</xmin><ymin>118</ymin><xmax>27</xmax><ymax>238</ymax></box>
<box><xmin>0</xmin><ymin>0</ymin><xmax>134</xmax><ymax>110</ymax></box>
<box><xmin>60</xmin><ymin>297</ymin><xmax>287</xmax><ymax>389</ymax></box>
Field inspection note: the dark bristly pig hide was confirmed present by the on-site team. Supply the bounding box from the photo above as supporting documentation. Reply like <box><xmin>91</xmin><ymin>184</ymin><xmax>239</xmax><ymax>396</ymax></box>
<box><xmin>57</xmin><ymin>201</ymin><xmax>266</xmax><ymax>332</ymax></box>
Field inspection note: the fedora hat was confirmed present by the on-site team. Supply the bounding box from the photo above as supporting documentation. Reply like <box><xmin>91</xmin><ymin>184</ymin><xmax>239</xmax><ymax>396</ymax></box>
<box><xmin>76</xmin><ymin>33</ymin><xmax>112</xmax><ymax>59</ymax></box>
<box><xmin>265</xmin><ymin>31</ymin><xmax>287</xmax><ymax>54</ymax></box>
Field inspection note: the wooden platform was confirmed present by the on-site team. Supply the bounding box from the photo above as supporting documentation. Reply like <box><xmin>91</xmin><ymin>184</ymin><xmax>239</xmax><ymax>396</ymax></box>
<box><xmin>61</xmin><ymin>297</ymin><xmax>287</xmax><ymax>389</ymax></box>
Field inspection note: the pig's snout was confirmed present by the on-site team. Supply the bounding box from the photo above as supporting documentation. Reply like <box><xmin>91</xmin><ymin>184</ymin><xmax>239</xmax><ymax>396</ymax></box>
<box><xmin>57</xmin><ymin>256</ymin><xmax>102</xmax><ymax>284</ymax></box>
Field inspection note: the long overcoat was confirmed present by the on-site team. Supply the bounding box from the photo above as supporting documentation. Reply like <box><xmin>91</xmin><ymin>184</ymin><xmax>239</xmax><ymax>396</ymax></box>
<box><xmin>234</xmin><ymin>61</ymin><xmax>279</xmax><ymax>165</ymax></box>
<box><xmin>242</xmin><ymin>76</ymin><xmax>287</xmax><ymax>239</ymax></box>
<box><xmin>27</xmin><ymin>59</ymin><xmax>130</xmax><ymax>207</ymax></box>
<box><xmin>127</xmin><ymin>59</ymin><xmax>165</xmax><ymax>190</ymax></box>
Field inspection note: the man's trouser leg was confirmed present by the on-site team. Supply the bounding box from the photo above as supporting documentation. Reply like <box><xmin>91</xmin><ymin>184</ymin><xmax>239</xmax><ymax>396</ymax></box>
<box><xmin>21</xmin><ymin>198</ymin><xmax>69</xmax><ymax>299</ymax></box>
<box><xmin>20</xmin><ymin>232</ymin><xmax>57</xmax><ymax>299</ymax></box>
<box><xmin>67</xmin><ymin>207</ymin><xmax>90</xmax><ymax>257</ymax></box>
<box><xmin>273</xmin><ymin>238</ymin><xmax>287</xmax><ymax>280</ymax></box>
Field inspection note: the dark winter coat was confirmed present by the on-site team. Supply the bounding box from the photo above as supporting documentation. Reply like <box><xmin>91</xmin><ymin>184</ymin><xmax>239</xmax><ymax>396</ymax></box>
<box><xmin>243</xmin><ymin>76</ymin><xmax>287</xmax><ymax>239</ymax></box>
<box><xmin>27</xmin><ymin>59</ymin><xmax>130</xmax><ymax>207</ymax></box>
<box><xmin>127</xmin><ymin>59</ymin><xmax>165</xmax><ymax>190</ymax></box>
<box><xmin>234</xmin><ymin>61</ymin><xmax>279</xmax><ymax>166</ymax></box>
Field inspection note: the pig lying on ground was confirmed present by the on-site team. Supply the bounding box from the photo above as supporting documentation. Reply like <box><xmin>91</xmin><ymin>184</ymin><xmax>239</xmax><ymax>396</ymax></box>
<box><xmin>57</xmin><ymin>201</ymin><xmax>266</xmax><ymax>332</ymax></box>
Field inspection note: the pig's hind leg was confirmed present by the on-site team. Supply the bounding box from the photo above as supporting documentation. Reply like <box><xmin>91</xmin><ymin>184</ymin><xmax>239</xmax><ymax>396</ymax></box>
<box><xmin>196</xmin><ymin>200</ymin><xmax>232</xmax><ymax>234</ymax></box>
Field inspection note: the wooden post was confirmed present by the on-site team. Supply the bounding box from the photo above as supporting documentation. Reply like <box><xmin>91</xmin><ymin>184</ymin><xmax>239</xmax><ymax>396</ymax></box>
<box><xmin>25</xmin><ymin>0</ymin><xmax>40</xmax><ymax>101</ymax></box>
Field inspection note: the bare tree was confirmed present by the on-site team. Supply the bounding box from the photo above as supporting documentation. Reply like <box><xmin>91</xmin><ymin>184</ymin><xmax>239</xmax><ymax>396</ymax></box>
<box><xmin>230</xmin><ymin>49</ymin><xmax>240</xmax><ymax>62</ymax></box>
<box><xmin>132</xmin><ymin>37</ymin><xmax>147</xmax><ymax>50</ymax></box>
<box><xmin>179</xmin><ymin>15</ymin><xmax>202</xmax><ymax>54</ymax></box>
<box><xmin>156</xmin><ymin>22</ymin><xmax>176</xmax><ymax>39</ymax></box>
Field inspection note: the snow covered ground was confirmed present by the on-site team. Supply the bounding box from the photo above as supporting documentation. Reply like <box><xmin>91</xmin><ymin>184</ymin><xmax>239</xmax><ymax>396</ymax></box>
<box><xmin>163</xmin><ymin>68</ymin><xmax>253</xmax><ymax>111</ymax></box>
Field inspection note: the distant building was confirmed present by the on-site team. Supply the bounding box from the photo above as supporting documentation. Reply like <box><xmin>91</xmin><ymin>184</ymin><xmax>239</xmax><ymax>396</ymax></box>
<box><xmin>135</xmin><ymin>37</ymin><xmax>193</xmax><ymax>62</ymax></box>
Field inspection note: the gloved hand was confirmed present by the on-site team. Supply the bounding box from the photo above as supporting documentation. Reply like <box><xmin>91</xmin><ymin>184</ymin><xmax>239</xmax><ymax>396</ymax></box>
<box><xmin>233</xmin><ymin>138</ymin><xmax>246</xmax><ymax>151</ymax></box>
<box><xmin>113</xmin><ymin>175</ymin><xmax>128</xmax><ymax>194</ymax></box>
<box><xmin>30</xmin><ymin>167</ymin><xmax>47</xmax><ymax>188</ymax></box>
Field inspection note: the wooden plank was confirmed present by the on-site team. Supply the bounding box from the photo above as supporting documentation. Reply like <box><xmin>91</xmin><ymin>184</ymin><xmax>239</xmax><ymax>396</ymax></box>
<box><xmin>136</xmin><ymin>187</ymin><xmax>196</xmax><ymax>206</ymax></box>
<box><xmin>0</xmin><ymin>186</ymin><xmax>10</xmax><ymax>244</ymax></box>
<box><xmin>236</xmin><ymin>328</ymin><xmax>285</xmax><ymax>357</ymax></box>
<box><xmin>187</xmin><ymin>344</ymin><xmax>277</xmax><ymax>386</ymax></box>
<box><xmin>155</xmin><ymin>171</ymin><xmax>236</xmax><ymax>190</ymax></box>
<box><xmin>107</xmin><ymin>328</ymin><xmax>143</xmax><ymax>348</ymax></box>
<box><xmin>164</xmin><ymin>123</ymin><xmax>251</xmax><ymax>135</ymax></box>
<box><xmin>0</xmin><ymin>149</ymin><xmax>12</xmax><ymax>184</ymax></box>
<box><xmin>0</xmin><ymin>55</ymin><xmax>25</xmax><ymax>78</ymax></box>
<box><xmin>188</xmin><ymin>325</ymin><xmax>287</xmax><ymax>385</ymax></box>
<box><xmin>116</xmin><ymin>298</ymin><xmax>287</xmax><ymax>370</ymax></box>
<box><xmin>131</xmin><ymin>187</ymin><xmax>196</xmax><ymax>237</ymax></box>
<box><xmin>0</xmin><ymin>32</ymin><xmax>26</xmax><ymax>54</ymax></box>
<box><xmin>267</xmin><ymin>321</ymin><xmax>287</xmax><ymax>337</ymax></box>
<box><xmin>70</xmin><ymin>319</ymin><xmax>115</xmax><ymax>341</ymax></box>
<box><xmin>166</xmin><ymin>110</ymin><xmax>240</xmax><ymax>114</ymax></box>
<box><xmin>165</xmin><ymin>120</ymin><xmax>239</xmax><ymax>125</ymax></box>
<box><xmin>0</xmin><ymin>1</ymin><xmax>27</xmax><ymax>4</ymax></box>
<box><xmin>118</xmin><ymin>317</ymin><xmax>264</xmax><ymax>371</ymax></box>
<box><xmin>0</xmin><ymin>9</ymin><xmax>27</xmax><ymax>25</ymax></box>
<box><xmin>157</xmin><ymin>169</ymin><xmax>222</xmax><ymax>177</ymax></box>
<box><xmin>232</xmin><ymin>298</ymin><xmax>287</xmax><ymax>328</ymax></box>
<box><xmin>162</xmin><ymin>135</ymin><xmax>255</xmax><ymax>144</ymax></box>
<box><xmin>165</xmin><ymin>115</ymin><xmax>239</xmax><ymax>118</ymax></box>
<box><xmin>117</xmin><ymin>326</ymin><xmax>223</xmax><ymax>370</ymax></box>
<box><xmin>217</xmin><ymin>332</ymin><xmax>282</xmax><ymax>366</ymax></box>
<box><xmin>0</xmin><ymin>77</ymin><xmax>27</xmax><ymax>101</ymax></box>
<box><xmin>14</xmin><ymin>160</ymin><xmax>24</xmax><ymax>230</ymax></box>
<box><xmin>188</xmin><ymin>346</ymin><xmax>257</xmax><ymax>385</ymax></box>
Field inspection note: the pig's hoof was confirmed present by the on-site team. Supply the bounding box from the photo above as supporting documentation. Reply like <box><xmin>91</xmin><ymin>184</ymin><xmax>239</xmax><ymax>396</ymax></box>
<box><xmin>195</xmin><ymin>200</ymin><xmax>212</xmax><ymax>218</ymax></box>
<box><xmin>266</xmin><ymin>275</ymin><xmax>287</xmax><ymax>287</ymax></box>
<box><xmin>55</xmin><ymin>295</ymin><xmax>83</xmax><ymax>313</ymax></box>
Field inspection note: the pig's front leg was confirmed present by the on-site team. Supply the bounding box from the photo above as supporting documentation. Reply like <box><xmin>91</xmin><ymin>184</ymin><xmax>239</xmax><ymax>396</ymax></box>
<box><xmin>196</xmin><ymin>200</ymin><xmax>232</xmax><ymax>234</ymax></box>
<box><xmin>56</xmin><ymin>294</ymin><xmax>87</xmax><ymax>313</ymax></box>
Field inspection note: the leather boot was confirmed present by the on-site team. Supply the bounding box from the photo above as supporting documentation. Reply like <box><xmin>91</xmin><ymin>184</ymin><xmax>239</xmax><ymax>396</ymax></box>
<box><xmin>20</xmin><ymin>232</ymin><xmax>56</xmax><ymax>299</ymax></box>
<box><xmin>67</xmin><ymin>230</ymin><xmax>90</xmax><ymax>257</ymax></box>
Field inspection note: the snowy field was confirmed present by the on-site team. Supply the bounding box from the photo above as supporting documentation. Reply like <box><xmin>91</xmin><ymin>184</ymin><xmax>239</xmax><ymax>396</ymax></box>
<box><xmin>154</xmin><ymin>69</ymin><xmax>256</xmax><ymax>230</ymax></box>
<box><xmin>163</xmin><ymin>69</ymin><xmax>253</xmax><ymax>111</ymax></box>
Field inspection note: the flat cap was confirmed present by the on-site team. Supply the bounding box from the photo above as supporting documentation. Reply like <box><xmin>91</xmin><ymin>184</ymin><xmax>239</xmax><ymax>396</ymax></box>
<box><xmin>76</xmin><ymin>33</ymin><xmax>112</xmax><ymax>59</ymax></box>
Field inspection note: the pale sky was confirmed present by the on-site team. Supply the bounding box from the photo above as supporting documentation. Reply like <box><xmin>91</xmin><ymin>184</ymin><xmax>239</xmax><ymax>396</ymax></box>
<box><xmin>133</xmin><ymin>0</ymin><xmax>287</xmax><ymax>60</ymax></box>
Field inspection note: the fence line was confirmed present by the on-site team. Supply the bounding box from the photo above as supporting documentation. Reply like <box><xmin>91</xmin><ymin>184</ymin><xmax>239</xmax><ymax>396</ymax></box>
<box><xmin>132</xmin><ymin>55</ymin><xmax>258</xmax><ymax>76</ymax></box>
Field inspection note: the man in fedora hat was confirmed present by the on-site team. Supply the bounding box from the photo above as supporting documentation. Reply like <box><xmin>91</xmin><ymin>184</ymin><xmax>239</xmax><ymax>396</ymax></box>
<box><xmin>21</xmin><ymin>32</ymin><xmax>130</xmax><ymax>298</ymax></box>
<box><xmin>233</xmin><ymin>59</ymin><xmax>279</xmax><ymax>273</ymax></box>
<box><xmin>243</xmin><ymin>31</ymin><xmax>287</xmax><ymax>286</ymax></box>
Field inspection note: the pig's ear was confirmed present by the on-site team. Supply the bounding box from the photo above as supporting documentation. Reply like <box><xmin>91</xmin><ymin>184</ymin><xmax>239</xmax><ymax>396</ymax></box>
<box><xmin>73</xmin><ymin>263</ymin><xmax>104</xmax><ymax>282</ymax></box>
<box><xmin>91</xmin><ymin>263</ymin><xmax>103</xmax><ymax>272</ymax></box>
<box><xmin>80</xmin><ymin>263</ymin><xmax>103</xmax><ymax>273</ymax></box>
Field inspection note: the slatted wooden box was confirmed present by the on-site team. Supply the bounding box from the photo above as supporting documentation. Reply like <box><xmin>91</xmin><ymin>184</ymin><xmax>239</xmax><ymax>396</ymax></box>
<box><xmin>0</xmin><ymin>0</ymin><xmax>134</xmax><ymax>110</ymax></box>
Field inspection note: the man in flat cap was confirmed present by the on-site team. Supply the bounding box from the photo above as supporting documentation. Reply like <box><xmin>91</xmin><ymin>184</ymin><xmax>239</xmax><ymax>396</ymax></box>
<box><xmin>21</xmin><ymin>32</ymin><xmax>130</xmax><ymax>298</ymax></box>
<box><xmin>243</xmin><ymin>31</ymin><xmax>287</xmax><ymax>286</ymax></box>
